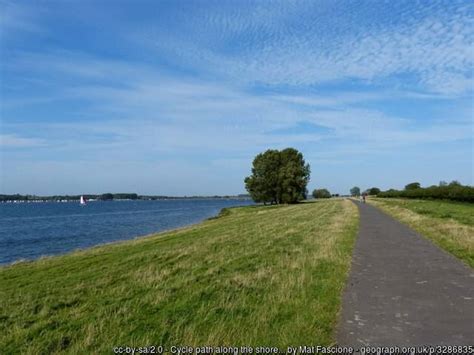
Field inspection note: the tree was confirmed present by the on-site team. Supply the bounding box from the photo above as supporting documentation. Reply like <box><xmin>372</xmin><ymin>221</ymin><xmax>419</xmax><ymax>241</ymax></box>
<box><xmin>405</xmin><ymin>182</ymin><xmax>421</xmax><ymax>190</ymax></box>
<box><xmin>439</xmin><ymin>181</ymin><xmax>448</xmax><ymax>187</ymax></box>
<box><xmin>367</xmin><ymin>187</ymin><xmax>381</xmax><ymax>195</ymax></box>
<box><xmin>278</xmin><ymin>148</ymin><xmax>311</xmax><ymax>203</ymax></box>
<box><xmin>449</xmin><ymin>180</ymin><xmax>461</xmax><ymax>186</ymax></box>
<box><xmin>100</xmin><ymin>193</ymin><xmax>114</xmax><ymax>201</ymax></box>
<box><xmin>377</xmin><ymin>182</ymin><xmax>473</xmax><ymax>202</ymax></box>
<box><xmin>312</xmin><ymin>188</ymin><xmax>331</xmax><ymax>199</ymax></box>
<box><xmin>245</xmin><ymin>148</ymin><xmax>310</xmax><ymax>204</ymax></box>
<box><xmin>350</xmin><ymin>186</ymin><xmax>360</xmax><ymax>196</ymax></box>
<box><xmin>244</xmin><ymin>149</ymin><xmax>281</xmax><ymax>204</ymax></box>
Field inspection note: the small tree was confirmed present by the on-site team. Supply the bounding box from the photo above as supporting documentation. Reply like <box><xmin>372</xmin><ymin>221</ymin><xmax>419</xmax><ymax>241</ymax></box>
<box><xmin>312</xmin><ymin>188</ymin><xmax>331</xmax><ymax>199</ymax></box>
<box><xmin>350</xmin><ymin>186</ymin><xmax>360</xmax><ymax>196</ymax></box>
<box><xmin>368</xmin><ymin>187</ymin><xmax>381</xmax><ymax>195</ymax></box>
<box><xmin>405</xmin><ymin>182</ymin><xmax>421</xmax><ymax>190</ymax></box>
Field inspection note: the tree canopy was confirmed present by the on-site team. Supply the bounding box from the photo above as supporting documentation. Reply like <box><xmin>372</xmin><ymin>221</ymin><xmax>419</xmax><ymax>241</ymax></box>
<box><xmin>378</xmin><ymin>181</ymin><xmax>473</xmax><ymax>202</ymax></box>
<box><xmin>312</xmin><ymin>188</ymin><xmax>331</xmax><ymax>199</ymax></box>
<box><xmin>367</xmin><ymin>187</ymin><xmax>381</xmax><ymax>195</ymax></box>
<box><xmin>405</xmin><ymin>182</ymin><xmax>421</xmax><ymax>190</ymax></box>
<box><xmin>350</xmin><ymin>186</ymin><xmax>361</xmax><ymax>196</ymax></box>
<box><xmin>244</xmin><ymin>148</ymin><xmax>310</xmax><ymax>204</ymax></box>
<box><xmin>100</xmin><ymin>193</ymin><xmax>114</xmax><ymax>201</ymax></box>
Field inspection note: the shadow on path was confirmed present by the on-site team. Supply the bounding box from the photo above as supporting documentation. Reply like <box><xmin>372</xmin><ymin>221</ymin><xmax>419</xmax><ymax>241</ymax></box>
<box><xmin>337</xmin><ymin>200</ymin><xmax>474</xmax><ymax>346</ymax></box>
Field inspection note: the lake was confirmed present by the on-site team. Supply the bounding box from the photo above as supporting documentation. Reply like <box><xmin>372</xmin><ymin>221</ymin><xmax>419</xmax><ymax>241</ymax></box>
<box><xmin>0</xmin><ymin>199</ymin><xmax>253</xmax><ymax>265</ymax></box>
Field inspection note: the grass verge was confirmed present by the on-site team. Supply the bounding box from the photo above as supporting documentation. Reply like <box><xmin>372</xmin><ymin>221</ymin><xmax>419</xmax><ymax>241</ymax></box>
<box><xmin>0</xmin><ymin>199</ymin><xmax>358</xmax><ymax>353</ymax></box>
<box><xmin>369</xmin><ymin>198</ymin><xmax>473</xmax><ymax>267</ymax></box>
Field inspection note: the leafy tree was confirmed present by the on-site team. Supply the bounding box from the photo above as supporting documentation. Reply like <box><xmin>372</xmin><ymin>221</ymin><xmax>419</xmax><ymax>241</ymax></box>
<box><xmin>439</xmin><ymin>181</ymin><xmax>448</xmax><ymax>187</ymax></box>
<box><xmin>312</xmin><ymin>188</ymin><xmax>331</xmax><ymax>198</ymax></box>
<box><xmin>367</xmin><ymin>187</ymin><xmax>381</xmax><ymax>195</ymax></box>
<box><xmin>378</xmin><ymin>182</ymin><xmax>474</xmax><ymax>202</ymax></box>
<box><xmin>405</xmin><ymin>182</ymin><xmax>421</xmax><ymax>190</ymax></box>
<box><xmin>244</xmin><ymin>149</ymin><xmax>281</xmax><ymax>204</ymax></box>
<box><xmin>245</xmin><ymin>148</ymin><xmax>310</xmax><ymax>204</ymax></box>
<box><xmin>449</xmin><ymin>180</ymin><xmax>461</xmax><ymax>186</ymax></box>
<box><xmin>278</xmin><ymin>148</ymin><xmax>311</xmax><ymax>203</ymax></box>
<box><xmin>350</xmin><ymin>186</ymin><xmax>360</xmax><ymax>196</ymax></box>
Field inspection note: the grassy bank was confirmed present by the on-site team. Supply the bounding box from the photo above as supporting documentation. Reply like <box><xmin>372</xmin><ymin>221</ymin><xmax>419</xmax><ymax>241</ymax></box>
<box><xmin>369</xmin><ymin>198</ymin><xmax>473</xmax><ymax>267</ymax></box>
<box><xmin>0</xmin><ymin>199</ymin><xmax>358</xmax><ymax>353</ymax></box>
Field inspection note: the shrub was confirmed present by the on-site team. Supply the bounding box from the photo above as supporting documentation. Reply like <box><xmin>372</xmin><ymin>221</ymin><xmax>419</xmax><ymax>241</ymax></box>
<box><xmin>367</xmin><ymin>187</ymin><xmax>381</xmax><ymax>195</ymax></box>
<box><xmin>312</xmin><ymin>188</ymin><xmax>331</xmax><ymax>199</ymax></box>
<box><xmin>378</xmin><ymin>183</ymin><xmax>474</xmax><ymax>202</ymax></box>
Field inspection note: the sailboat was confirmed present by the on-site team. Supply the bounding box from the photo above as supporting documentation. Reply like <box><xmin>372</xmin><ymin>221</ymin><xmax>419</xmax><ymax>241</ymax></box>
<box><xmin>80</xmin><ymin>195</ymin><xmax>87</xmax><ymax>206</ymax></box>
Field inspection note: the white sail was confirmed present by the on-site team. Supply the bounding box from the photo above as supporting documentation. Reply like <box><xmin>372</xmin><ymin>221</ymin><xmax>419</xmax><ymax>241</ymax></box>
<box><xmin>80</xmin><ymin>195</ymin><xmax>86</xmax><ymax>205</ymax></box>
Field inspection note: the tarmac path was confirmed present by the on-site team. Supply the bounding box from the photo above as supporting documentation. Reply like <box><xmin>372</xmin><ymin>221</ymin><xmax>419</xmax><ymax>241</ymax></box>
<box><xmin>337</xmin><ymin>200</ymin><xmax>474</xmax><ymax>346</ymax></box>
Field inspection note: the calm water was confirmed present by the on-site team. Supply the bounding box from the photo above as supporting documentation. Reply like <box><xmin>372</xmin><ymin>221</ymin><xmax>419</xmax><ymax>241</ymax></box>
<box><xmin>0</xmin><ymin>199</ymin><xmax>253</xmax><ymax>265</ymax></box>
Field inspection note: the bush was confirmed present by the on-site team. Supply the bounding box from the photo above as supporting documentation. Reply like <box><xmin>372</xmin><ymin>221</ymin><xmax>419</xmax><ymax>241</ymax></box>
<box><xmin>367</xmin><ymin>187</ymin><xmax>381</xmax><ymax>195</ymax></box>
<box><xmin>378</xmin><ymin>182</ymin><xmax>474</xmax><ymax>202</ymax></box>
<box><xmin>405</xmin><ymin>182</ymin><xmax>421</xmax><ymax>190</ymax></box>
<box><xmin>312</xmin><ymin>189</ymin><xmax>331</xmax><ymax>199</ymax></box>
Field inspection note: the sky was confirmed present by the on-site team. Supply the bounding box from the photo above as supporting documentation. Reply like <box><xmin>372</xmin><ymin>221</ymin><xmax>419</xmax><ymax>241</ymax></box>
<box><xmin>0</xmin><ymin>0</ymin><xmax>473</xmax><ymax>196</ymax></box>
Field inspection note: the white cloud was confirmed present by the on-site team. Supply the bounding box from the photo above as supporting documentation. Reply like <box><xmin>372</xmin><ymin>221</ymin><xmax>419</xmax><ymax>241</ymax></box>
<box><xmin>138</xmin><ymin>1</ymin><xmax>473</xmax><ymax>94</ymax></box>
<box><xmin>0</xmin><ymin>1</ymin><xmax>46</xmax><ymax>37</ymax></box>
<box><xmin>2</xmin><ymin>0</ymin><xmax>472</xmax><ymax>194</ymax></box>
<box><xmin>0</xmin><ymin>134</ymin><xmax>46</xmax><ymax>148</ymax></box>
<box><xmin>3</xmin><ymin>49</ymin><xmax>471</xmax><ymax>157</ymax></box>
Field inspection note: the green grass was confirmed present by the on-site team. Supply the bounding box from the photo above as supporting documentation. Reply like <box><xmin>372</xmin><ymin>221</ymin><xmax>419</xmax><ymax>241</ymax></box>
<box><xmin>374</xmin><ymin>198</ymin><xmax>474</xmax><ymax>225</ymax></box>
<box><xmin>0</xmin><ymin>199</ymin><xmax>358</xmax><ymax>354</ymax></box>
<box><xmin>370</xmin><ymin>198</ymin><xmax>474</xmax><ymax>267</ymax></box>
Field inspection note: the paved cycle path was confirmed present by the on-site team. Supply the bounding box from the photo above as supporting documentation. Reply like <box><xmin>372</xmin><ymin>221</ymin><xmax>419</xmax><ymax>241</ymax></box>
<box><xmin>337</xmin><ymin>201</ymin><xmax>474</xmax><ymax>346</ymax></box>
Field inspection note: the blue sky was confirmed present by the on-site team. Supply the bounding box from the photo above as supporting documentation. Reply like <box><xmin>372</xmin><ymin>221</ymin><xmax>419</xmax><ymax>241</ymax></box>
<box><xmin>1</xmin><ymin>0</ymin><xmax>473</xmax><ymax>195</ymax></box>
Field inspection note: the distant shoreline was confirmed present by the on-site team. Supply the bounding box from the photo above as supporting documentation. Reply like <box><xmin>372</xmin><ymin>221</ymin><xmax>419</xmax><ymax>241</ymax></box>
<box><xmin>0</xmin><ymin>194</ymin><xmax>252</xmax><ymax>203</ymax></box>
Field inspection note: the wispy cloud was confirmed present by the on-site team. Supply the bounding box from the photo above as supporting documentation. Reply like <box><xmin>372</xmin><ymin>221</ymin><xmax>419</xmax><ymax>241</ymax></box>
<box><xmin>0</xmin><ymin>1</ymin><xmax>46</xmax><ymax>37</ymax></box>
<box><xmin>3</xmin><ymin>49</ymin><xmax>472</xmax><ymax>151</ymax></box>
<box><xmin>1</xmin><ymin>0</ymin><xmax>472</xmax><ymax>194</ymax></box>
<box><xmin>0</xmin><ymin>134</ymin><xmax>46</xmax><ymax>148</ymax></box>
<box><xmin>139</xmin><ymin>1</ymin><xmax>473</xmax><ymax>94</ymax></box>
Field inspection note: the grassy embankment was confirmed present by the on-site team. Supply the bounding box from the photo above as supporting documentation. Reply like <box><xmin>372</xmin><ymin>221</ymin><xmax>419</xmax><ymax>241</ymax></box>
<box><xmin>369</xmin><ymin>198</ymin><xmax>473</xmax><ymax>267</ymax></box>
<box><xmin>0</xmin><ymin>199</ymin><xmax>358</xmax><ymax>353</ymax></box>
